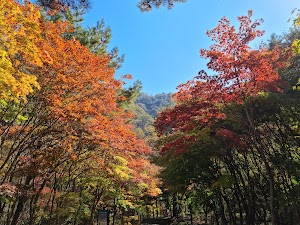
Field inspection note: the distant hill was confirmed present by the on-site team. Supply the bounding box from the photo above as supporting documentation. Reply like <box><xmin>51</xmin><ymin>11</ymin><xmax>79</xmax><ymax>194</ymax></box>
<box><xmin>135</xmin><ymin>93</ymin><xmax>174</xmax><ymax>118</ymax></box>
<box><xmin>129</xmin><ymin>92</ymin><xmax>174</xmax><ymax>146</ymax></box>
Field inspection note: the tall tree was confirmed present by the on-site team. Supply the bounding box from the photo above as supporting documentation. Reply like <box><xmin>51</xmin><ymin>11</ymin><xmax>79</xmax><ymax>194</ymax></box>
<box><xmin>155</xmin><ymin>11</ymin><xmax>293</xmax><ymax>225</ymax></box>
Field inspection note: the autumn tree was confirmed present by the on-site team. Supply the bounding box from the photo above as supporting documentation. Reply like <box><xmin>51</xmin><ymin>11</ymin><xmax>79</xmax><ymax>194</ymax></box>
<box><xmin>155</xmin><ymin>11</ymin><xmax>296</xmax><ymax>225</ymax></box>
<box><xmin>46</xmin><ymin>9</ymin><xmax>124</xmax><ymax>69</ymax></box>
<box><xmin>0</xmin><ymin>0</ymin><xmax>42</xmax><ymax>102</ymax></box>
<box><xmin>0</xmin><ymin>1</ymin><xmax>160</xmax><ymax>224</ymax></box>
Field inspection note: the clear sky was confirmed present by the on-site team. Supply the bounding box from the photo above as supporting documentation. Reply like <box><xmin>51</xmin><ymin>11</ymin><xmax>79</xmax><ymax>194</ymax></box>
<box><xmin>83</xmin><ymin>0</ymin><xmax>300</xmax><ymax>94</ymax></box>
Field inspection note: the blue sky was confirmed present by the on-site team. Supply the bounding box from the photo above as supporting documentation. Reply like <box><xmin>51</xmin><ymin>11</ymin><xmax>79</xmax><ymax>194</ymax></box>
<box><xmin>83</xmin><ymin>0</ymin><xmax>300</xmax><ymax>94</ymax></box>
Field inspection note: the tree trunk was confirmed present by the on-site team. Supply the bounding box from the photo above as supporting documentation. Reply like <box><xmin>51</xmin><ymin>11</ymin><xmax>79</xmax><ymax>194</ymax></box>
<box><xmin>10</xmin><ymin>176</ymin><xmax>32</xmax><ymax>225</ymax></box>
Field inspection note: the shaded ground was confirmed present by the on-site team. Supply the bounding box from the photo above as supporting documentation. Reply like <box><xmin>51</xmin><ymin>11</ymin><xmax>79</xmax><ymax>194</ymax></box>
<box><xmin>141</xmin><ymin>218</ymin><xmax>172</xmax><ymax>225</ymax></box>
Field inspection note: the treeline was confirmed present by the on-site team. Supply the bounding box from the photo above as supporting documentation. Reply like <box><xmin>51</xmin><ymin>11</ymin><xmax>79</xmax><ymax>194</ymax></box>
<box><xmin>0</xmin><ymin>1</ymin><xmax>160</xmax><ymax>225</ymax></box>
<box><xmin>153</xmin><ymin>11</ymin><xmax>300</xmax><ymax>225</ymax></box>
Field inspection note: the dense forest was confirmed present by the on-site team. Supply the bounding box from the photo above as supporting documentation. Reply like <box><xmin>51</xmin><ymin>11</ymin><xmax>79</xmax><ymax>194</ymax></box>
<box><xmin>1</xmin><ymin>1</ymin><xmax>300</xmax><ymax>225</ymax></box>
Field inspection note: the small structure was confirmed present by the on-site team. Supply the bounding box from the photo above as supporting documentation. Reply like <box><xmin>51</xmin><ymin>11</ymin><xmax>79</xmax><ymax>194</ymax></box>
<box><xmin>97</xmin><ymin>210</ymin><xmax>109</xmax><ymax>225</ymax></box>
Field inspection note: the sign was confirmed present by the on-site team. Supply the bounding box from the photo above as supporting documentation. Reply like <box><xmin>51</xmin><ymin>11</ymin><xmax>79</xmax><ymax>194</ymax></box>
<box><xmin>98</xmin><ymin>210</ymin><xmax>109</xmax><ymax>225</ymax></box>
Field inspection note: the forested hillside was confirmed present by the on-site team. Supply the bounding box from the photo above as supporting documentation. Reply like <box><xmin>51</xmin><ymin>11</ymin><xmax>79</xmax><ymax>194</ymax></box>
<box><xmin>135</xmin><ymin>93</ymin><xmax>174</xmax><ymax>118</ymax></box>
<box><xmin>121</xmin><ymin>82</ymin><xmax>173</xmax><ymax>145</ymax></box>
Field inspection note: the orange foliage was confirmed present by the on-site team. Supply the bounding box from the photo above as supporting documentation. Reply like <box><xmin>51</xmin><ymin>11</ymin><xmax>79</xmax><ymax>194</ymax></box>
<box><xmin>155</xmin><ymin>11</ymin><xmax>290</xmax><ymax>156</ymax></box>
<box><xmin>156</xmin><ymin>11</ymin><xmax>290</xmax><ymax>154</ymax></box>
<box><xmin>29</xmin><ymin>17</ymin><xmax>159</xmax><ymax>195</ymax></box>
